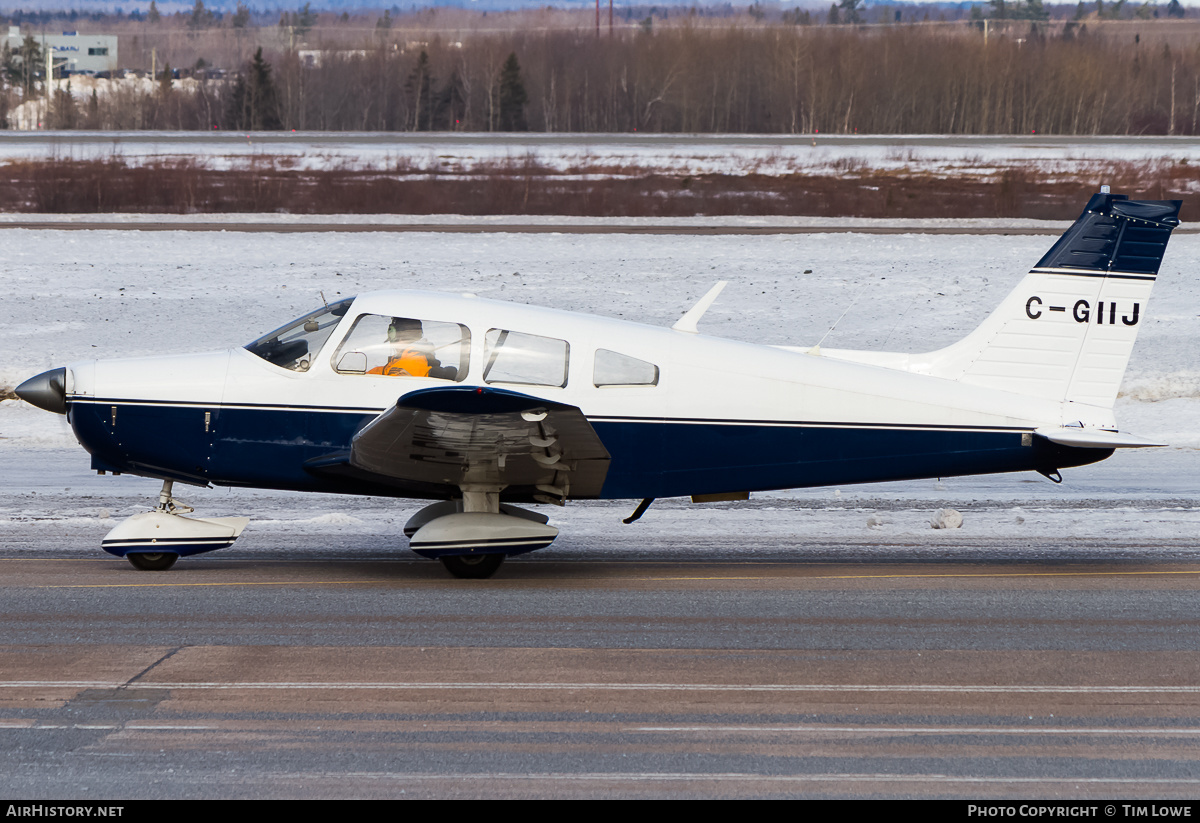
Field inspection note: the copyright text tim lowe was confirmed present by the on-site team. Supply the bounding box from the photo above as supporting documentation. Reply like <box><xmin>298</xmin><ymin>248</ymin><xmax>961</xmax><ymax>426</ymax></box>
<box><xmin>968</xmin><ymin>809</ymin><xmax>1192</xmax><ymax>818</ymax></box>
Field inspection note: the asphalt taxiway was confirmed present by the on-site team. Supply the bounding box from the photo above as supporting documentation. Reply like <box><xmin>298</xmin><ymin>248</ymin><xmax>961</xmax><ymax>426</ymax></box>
<box><xmin>3</xmin><ymin>544</ymin><xmax>1200</xmax><ymax>799</ymax></box>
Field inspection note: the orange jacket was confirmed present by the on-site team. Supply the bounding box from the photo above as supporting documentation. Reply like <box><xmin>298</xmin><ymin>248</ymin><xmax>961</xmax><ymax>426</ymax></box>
<box><xmin>367</xmin><ymin>347</ymin><xmax>431</xmax><ymax>377</ymax></box>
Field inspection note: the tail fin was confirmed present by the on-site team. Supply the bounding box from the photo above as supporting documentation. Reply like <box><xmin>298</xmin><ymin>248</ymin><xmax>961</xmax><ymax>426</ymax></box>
<box><xmin>924</xmin><ymin>193</ymin><xmax>1181</xmax><ymax>408</ymax></box>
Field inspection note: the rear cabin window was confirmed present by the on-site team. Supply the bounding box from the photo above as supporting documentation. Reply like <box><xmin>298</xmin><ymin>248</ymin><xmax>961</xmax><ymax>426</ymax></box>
<box><xmin>332</xmin><ymin>314</ymin><xmax>470</xmax><ymax>382</ymax></box>
<box><xmin>483</xmin><ymin>329</ymin><xmax>569</xmax><ymax>387</ymax></box>
<box><xmin>593</xmin><ymin>349</ymin><xmax>659</xmax><ymax>387</ymax></box>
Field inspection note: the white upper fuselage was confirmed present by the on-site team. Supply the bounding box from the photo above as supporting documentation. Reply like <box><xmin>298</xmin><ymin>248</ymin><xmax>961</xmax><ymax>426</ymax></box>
<box><xmin>65</xmin><ymin>289</ymin><xmax>1103</xmax><ymax>434</ymax></box>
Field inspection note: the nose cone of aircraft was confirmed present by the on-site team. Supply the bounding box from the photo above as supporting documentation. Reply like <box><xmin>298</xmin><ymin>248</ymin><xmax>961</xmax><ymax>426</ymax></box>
<box><xmin>15</xmin><ymin>367</ymin><xmax>67</xmax><ymax>415</ymax></box>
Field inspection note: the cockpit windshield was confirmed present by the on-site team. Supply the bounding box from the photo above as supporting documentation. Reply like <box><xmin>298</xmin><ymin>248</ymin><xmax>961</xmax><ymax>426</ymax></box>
<box><xmin>244</xmin><ymin>297</ymin><xmax>354</xmax><ymax>371</ymax></box>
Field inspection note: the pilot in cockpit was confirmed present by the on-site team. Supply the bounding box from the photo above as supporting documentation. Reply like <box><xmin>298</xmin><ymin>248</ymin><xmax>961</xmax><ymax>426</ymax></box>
<box><xmin>368</xmin><ymin>317</ymin><xmax>444</xmax><ymax>378</ymax></box>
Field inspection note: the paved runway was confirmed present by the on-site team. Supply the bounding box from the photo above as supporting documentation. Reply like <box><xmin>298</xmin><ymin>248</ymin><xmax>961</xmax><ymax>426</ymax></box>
<box><xmin>3</xmin><ymin>548</ymin><xmax>1200</xmax><ymax>799</ymax></box>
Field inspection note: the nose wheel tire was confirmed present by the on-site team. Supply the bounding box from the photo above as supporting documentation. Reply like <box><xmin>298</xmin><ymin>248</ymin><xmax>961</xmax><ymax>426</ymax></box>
<box><xmin>439</xmin><ymin>554</ymin><xmax>505</xmax><ymax>579</ymax></box>
<box><xmin>127</xmin><ymin>552</ymin><xmax>179</xmax><ymax>571</ymax></box>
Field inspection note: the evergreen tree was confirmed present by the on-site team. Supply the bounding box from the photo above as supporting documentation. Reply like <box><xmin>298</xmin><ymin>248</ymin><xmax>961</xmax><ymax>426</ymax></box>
<box><xmin>405</xmin><ymin>51</ymin><xmax>435</xmax><ymax>131</ymax></box>
<box><xmin>838</xmin><ymin>0</ymin><xmax>863</xmax><ymax>23</ymax></box>
<box><xmin>50</xmin><ymin>82</ymin><xmax>78</xmax><ymax>129</ymax></box>
<box><xmin>231</xmin><ymin>2</ymin><xmax>251</xmax><ymax>29</ymax></box>
<box><xmin>159</xmin><ymin>62</ymin><xmax>173</xmax><ymax>97</ymax></box>
<box><xmin>85</xmin><ymin>88</ymin><xmax>100</xmax><ymax>128</ymax></box>
<box><xmin>293</xmin><ymin>3</ymin><xmax>317</xmax><ymax>37</ymax></box>
<box><xmin>3</xmin><ymin>36</ymin><xmax>44</xmax><ymax>99</ymax></box>
<box><xmin>278</xmin><ymin>3</ymin><xmax>315</xmax><ymax>38</ymax></box>
<box><xmin>226</xmin><ymin>72</ymin><xmax>248</xmax><ymax>129</ymax></box>
<box><xmin>1021</xmin><ymin>0</ymin><xmax>1050</xmax><ymax>20</ymax></box>
<box><xmin>1167</xmin><ymin>0</ymin><xmax>1184</xmax><ymax>16</ymax></box>
<box><xmin>496</xmin><ymin>53</ymin><xmax>527</xmax><ymax>132</ymax></box>
<box><xmin>229</xmin><ymin>48</ymin><xmax>282</xmax><ymax>130</ymax></box>
<box><xmin>247</xmin><ymin>48</ymin><xmax>282</xmax><ymax>130</ymax></box>
<box><xmin>148</xmin><ymin>1</ymin><xmax>161</xmax><ymax>23</ymax></box>
<box><xmin>434</xmin><ymin>70</ymin><xmax>466</xmax><ymax>130</ymax></box>
<box><xmin>827</xmin><ymin>4</ymin><xmax>840</xmax><ymax>24</ymax></box>
<box><xmin>189</xmin><ymin>0</ymin><xmax>214</xmax><ymax>31</ymax></box>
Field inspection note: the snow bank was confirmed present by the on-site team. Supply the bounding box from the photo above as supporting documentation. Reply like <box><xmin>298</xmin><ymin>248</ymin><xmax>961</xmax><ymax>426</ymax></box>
<box><xmin>3</xmin><ymin>132</ymin><xmax>1199</xmax><ymax>180</ymax></box>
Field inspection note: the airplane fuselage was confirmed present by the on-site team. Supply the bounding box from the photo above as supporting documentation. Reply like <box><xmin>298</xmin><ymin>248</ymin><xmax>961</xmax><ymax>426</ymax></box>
<box><xmin>63</xmin><ymin>290</ymin><xmax>1107</xmax><ymax>501</ymax></box>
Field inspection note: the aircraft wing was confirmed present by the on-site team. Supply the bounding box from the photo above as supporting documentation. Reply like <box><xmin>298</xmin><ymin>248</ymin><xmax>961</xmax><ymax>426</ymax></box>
<box><xmin>309</xmin><ymin>386</ymin><xmax>611</xmax><ymax>501</ymax></box>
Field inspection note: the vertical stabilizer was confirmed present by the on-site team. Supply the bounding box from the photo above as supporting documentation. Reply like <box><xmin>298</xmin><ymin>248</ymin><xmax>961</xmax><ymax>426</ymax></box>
<box><xmin>924</xmin><ymin>193</ymin><xmax>1180</xmax><ymax>408</ymax></box>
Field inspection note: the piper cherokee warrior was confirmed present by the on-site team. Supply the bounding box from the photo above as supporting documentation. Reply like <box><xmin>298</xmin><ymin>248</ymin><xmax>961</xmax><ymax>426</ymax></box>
<box><xmin>16</xmin><ymin>192</ymin><xmax>1180</xmax><ymax>578</ymax></box>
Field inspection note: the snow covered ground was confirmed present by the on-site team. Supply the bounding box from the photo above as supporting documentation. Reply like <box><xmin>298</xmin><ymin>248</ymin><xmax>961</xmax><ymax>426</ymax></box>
<box><xmin>1</xmin><ymin>222</ymin><xmax>1197</xmax><ymax>554</ymax></box>
<box><xmin>3</xmin><ymin>131</ymin><xmax>1199</xmax><ymax>181</ymax></box>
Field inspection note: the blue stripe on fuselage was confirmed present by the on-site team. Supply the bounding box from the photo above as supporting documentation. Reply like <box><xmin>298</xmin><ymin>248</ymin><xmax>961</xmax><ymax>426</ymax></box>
<box><xmin>68</xmin><ymin>400</ymin><xmax>1105</xmax><ymax>499</ymax></box>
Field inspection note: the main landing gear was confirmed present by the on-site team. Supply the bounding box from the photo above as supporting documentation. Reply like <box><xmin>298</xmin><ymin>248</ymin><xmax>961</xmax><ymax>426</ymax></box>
<box><xmin>126</xmin><ymin>552</ymin><xmax>179</xmax><ymax>571</ymax></box>
<box><xmin>404</xmin><ymin>493</ymin><xmax>560</xmax><ymax>580</ymax></box>
<box><xmin>439</xmin><ymin>554</ymin><xmax>506</xmax><ymax>579</ymax></box>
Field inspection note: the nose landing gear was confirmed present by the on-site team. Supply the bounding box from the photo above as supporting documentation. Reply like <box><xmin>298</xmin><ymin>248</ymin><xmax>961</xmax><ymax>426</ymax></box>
<box><xmin>103</xmin><ymin>481</ymin><xmax>249</xmax><ymax>571</ymax></box>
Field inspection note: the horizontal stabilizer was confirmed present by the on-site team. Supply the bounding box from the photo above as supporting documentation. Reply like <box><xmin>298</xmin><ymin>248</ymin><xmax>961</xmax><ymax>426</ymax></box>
<box><xmin>1034</xmin><ymin>427</ymin><xmax>1165</xmax><ymax>449</ymax></box>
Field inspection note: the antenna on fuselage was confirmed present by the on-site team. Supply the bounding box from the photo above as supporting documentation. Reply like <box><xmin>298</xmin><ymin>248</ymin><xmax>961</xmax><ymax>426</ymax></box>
<box><xmin>672</xmin><ymin>281</ymin><xmax>728</xmax><ymax>334</ymax></box>
<box><xmin>809</xmin><ymin>279</ymin><xmax>871</xmax><ymax>355</ymax></box>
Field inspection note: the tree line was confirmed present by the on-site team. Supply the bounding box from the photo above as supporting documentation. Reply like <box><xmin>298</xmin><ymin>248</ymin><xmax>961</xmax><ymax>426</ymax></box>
<box><xmin>9</xmin><ymin>19</ymin><xmax>1200</xmax><ymax>134</ymax></box>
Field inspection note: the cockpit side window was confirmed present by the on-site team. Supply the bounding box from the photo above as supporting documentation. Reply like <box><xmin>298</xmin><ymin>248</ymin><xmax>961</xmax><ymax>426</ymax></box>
<box><xmin>244</xmin><ymin>298</ymin><xmax>354</xmax><ymax>372</ymax></box>
<box><xmin>593</xmin><ymin>349</ymin><xmax>659</xmax><ymax>387</ymax></box>
<box><xmin>332</xmin><ymin>314</ymin><xmax>470</xmax><ymax>382</ymax></box>
<box><xmin>483</xmin><ymin>329</ymin><xmax>569</xmax><ymax>387</ymax></box>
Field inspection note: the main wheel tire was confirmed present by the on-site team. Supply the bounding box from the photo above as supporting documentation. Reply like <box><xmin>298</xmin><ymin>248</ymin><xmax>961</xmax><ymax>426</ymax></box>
<box><xmin>440</xmin><ymin>553</ymin><xmax>505</xmax><ymax>579</ymax></box>
<box><xmin>127</xmin><ymin>552</ymin><xmax>179</xmax><ymax>571</ymax></box>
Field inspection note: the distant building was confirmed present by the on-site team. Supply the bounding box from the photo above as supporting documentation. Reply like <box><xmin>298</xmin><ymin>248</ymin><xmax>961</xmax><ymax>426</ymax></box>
<box><xmin>297</xmin><ymin>48</ymin><xmax>369</xmax><ymax>68</ymax></box>
<box><xmin>3</xmin><ymin>27</ymin><xmax>119</xmax><ymax>75</ymax></box>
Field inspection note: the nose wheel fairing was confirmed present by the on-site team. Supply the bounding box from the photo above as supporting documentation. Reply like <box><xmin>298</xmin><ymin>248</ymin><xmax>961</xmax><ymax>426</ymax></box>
<box><xmin>102</xmin><ymin>481</ymin><xmax>248</xmax><ymax>568</ymax></box>
<box><xmin>101</xmin><ymin>510</ymin><xmax>250</xmax><ymax>560</ymax></box>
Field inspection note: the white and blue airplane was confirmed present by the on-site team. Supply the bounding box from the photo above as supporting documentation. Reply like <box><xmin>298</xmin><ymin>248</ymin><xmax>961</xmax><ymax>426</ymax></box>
<box><xmin>16</xmin><ymin>191</ymin><xmax>1180</xmax><ymax>578</ymax></box>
